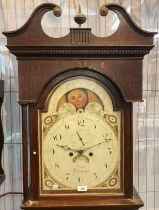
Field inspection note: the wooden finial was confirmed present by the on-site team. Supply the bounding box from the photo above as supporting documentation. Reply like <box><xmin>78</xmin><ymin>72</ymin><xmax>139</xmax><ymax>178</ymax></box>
<box><xmin>79</xmin><ymin>4</ymin><xmax>81</xmax><ymax>13</ymax></box>
<box><xmin>99</xmin><ymin>6</ymin><xmax>108</xmax><ymax>16</ymax></box>
<box><xmin>74</xmin><ymin>4</ymin><xmax>87</xmax><ymax>27</ymax></box>
<box><xmin>53</xmin><ymin>6</ymin><xmax>62</xmax><ymax>17</ymax></box>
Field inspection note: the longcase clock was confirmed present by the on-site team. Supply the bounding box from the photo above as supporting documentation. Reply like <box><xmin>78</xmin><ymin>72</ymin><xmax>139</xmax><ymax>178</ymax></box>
<box><xmin>3</xmin><ymin>3</ymin><xmax>156</xmax><ymax>210</ymax></box>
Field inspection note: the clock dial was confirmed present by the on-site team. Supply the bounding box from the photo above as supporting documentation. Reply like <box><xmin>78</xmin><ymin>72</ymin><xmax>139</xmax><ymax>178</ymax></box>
<box><xmin>39</xmin><ymin>77</ymin><xmax>121</xmax><ymax>193</ymax></box>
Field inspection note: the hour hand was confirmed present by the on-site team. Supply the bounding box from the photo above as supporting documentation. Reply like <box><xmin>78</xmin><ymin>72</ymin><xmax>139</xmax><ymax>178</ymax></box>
<box><xmin>76</xmin><ymin>131</ymin><xmax>85</xmax><ymax>146</ymax></box>
<box><xmin>56</xmin><ymin>144</ymin><xmax>77</xmax><ymax>152</ymax></box>
<box><xmin>56</xmin><ymin>144</ymin><xmax>85</xmax><ymax>155</ymax></box>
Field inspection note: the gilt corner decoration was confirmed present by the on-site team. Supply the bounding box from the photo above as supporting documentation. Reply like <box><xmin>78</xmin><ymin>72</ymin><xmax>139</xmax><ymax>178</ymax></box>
<box><xmin>3</xmin><ymin>2</ymin><xmax>156</xmax><ymax>210</ymax></box>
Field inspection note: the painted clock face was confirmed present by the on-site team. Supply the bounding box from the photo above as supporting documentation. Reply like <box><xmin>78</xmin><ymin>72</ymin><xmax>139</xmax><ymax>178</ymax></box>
<box><xmin>39</xmin><ymin>76</ymin><xmax>121</xmax><ymax>193</ymax></box>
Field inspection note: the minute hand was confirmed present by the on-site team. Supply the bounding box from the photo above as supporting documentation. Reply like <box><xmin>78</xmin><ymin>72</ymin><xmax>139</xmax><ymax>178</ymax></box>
<box><xmin>83</xmin><ymin>139</ymin><xmax>111</xmax><ymax>151</ymax></box>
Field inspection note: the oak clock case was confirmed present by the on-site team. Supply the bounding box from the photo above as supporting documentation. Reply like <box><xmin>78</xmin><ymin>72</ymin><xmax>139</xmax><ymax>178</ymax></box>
<box><xmin>3</xmin><ymin>2</ymin><xmax>156</xmax><ymax>210</ymax></box>
<box><xmin>40</xmin><ymin>76</ymin><xmax>121</xmax><ymax>193</ymax></box>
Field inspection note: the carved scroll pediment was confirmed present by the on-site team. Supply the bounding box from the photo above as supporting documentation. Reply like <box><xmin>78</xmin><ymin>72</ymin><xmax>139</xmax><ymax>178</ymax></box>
<box><xmin>2</xmin><ymin>3</ymin><xmax>156</xmax><ymax>58</ymax></box>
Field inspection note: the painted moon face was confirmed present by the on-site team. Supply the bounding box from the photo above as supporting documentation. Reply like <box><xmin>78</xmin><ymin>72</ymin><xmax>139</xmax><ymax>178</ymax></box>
<box><xmin>67</xmin><ymin>89</ymin><xmax>88</xmax><ymax>109</ymax></box>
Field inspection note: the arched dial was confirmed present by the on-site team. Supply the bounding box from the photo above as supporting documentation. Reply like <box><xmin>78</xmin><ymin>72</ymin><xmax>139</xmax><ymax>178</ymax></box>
<box><xmin>40</xmin><ymin>76</ymin><xmax>121</xmax><ymax>192</ymax></box>
<box><xmin>44</xmin><ymin>114</ymin><xmax>118</xmax><ymax>189</ymax></box>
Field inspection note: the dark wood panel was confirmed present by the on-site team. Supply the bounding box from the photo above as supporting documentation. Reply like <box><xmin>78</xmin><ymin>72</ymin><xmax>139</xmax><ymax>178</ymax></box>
<box><xmin>18</xmin><ymin>60</ymin><xmax>142</xmax><ymax>103</ymax></box>
<box><xmin>0</xmin><ymin>80</ymin><xmax>4</xmax><ymax>185</ymax></box>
